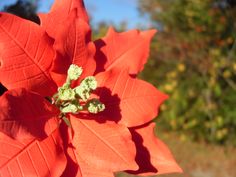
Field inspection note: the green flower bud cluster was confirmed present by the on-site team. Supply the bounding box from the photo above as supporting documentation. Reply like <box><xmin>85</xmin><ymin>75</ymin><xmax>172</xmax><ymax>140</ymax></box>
<box><xmin>58</xmin><ymin>84</ymin><xmax>75</xmax><ymax>101</ymax></box>
<box><xmin>87</xmin><ymin>99</ymin><xmax>106</xmax><ymax>114</ymax></box>
<box><xmin>74</xmin><ymin>76</ymin><xmax>97</xmax><ymax>101</ymax></box>
<box><xmin>67</xmin><ymin>64</ymin><xmax>83</xmax><ymax>81</ymax></box>
<box><xmin>52</xmin><ymin>64</ymin><xmax>105</xmax><ymax>126</ymax></box>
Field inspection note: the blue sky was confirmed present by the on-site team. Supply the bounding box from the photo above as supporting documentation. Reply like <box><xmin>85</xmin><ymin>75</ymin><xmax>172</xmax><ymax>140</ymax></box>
<box><xmin>0</xmin><ymin>0</ymin><xmax>151</xmax><ymax>29</ymax></box>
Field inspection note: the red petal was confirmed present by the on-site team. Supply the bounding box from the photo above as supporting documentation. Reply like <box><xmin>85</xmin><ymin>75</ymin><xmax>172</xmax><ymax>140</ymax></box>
<box><xmin>0</xmin><ymin>129</ymin><xmax>66</xmax><ymax>177</ymax></box>
<box><xmin>127</xmin><ymin>123</ymin><xmax>183</xmax><ymax>175</ymax></box>
<box><xmin>60</xmin><ymin>122</ymin><xmax>115</xmax><ymax>177</ymax></box>
<box><xmin>60</xmin><ymin>146</ymin><xmax>82</xmax><ymax>177</ymax></box>
<box><xmin>39</xmin><ymin>0</ymin><xmax>89</xmax><ymax>39</ymax></box>
<box><xmin>76</xmin><ymin>153</ymin><xmax>115</xmax><ymax>177</ymax></box>
<box><xmin>70</xmin><ymin>115</ymin><xmax>138</xmax><ymax>172</ymax></box>
<box><xmin>51</xmin><ymin>11</ymin><xmax>96</xmax><ymax>86</ymax></box>
<box><xmin>60</xmin><ymin>122</ymin><xmax>82</xmax><ymax>177</ymax></box>
<box><xmin>0</xmin><ymin>88</ymin><xmax>59</xmax><ymax>140</ymax></box>
<box><xmin>94</xmin><ymin>68</ymin><xmax>168</xmax><ymax>127</ymax></box>
<box><xmin>0</xmin><ymin>89</ymin><xmax>66</xmax><ymax>176</ymax></box>
<box><xmin>94</xmin><ymin>27</ymin><xmax>156</xmax><ymax>75</ymax></box>
<box><xmin>0</xmin><ymin>13</ymin><xmax>57</xmax><ymax>96</ymax></box>
<box><xmin>61</xmin><ymin>144</ymin><xmax>114</xmax><ymax>177</ymax></box>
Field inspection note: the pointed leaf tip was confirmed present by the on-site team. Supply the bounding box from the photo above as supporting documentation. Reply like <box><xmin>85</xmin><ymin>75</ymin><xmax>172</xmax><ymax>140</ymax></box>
<box><xmin>95</xmin><ymin>68</ymin><xmax>168</xmax><ymax>127</ymax></box>
<box><xmin>39</xmin><ymin>0</ymin><xmax>89</xmax><ymax>39</ymax></box>
<box><xmin>95</xmin><ymin>28</ymin><xmax>157</xmax><ymax>75</ymax></box>
<box><xmin>127</xmin><ymin>123</ymin><xmax>183</xmax><ymax>175</ymax></box>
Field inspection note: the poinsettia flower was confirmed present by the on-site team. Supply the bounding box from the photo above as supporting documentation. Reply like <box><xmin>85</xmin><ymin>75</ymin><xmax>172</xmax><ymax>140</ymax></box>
<box><xmin>0</xmin><ymin>0</ymin><xmax>182</xmax><ymax>177</ymax></box>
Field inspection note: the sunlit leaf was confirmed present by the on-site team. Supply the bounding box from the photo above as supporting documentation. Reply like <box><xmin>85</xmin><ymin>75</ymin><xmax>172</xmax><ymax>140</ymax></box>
<box><xmin>127</xmin><ymin>123</ymin><xmax>183</xmax><ymax>175</ymax></box>
<box><xmin>95</xmin><ymin>68</ymin><xmax>168</xmax><ymax>127</ymax></box>
<box><xmin>94</xmin><ymin>27</ymin><xmax>156</xmax><ymax>75</ymax></box>
<box><xmin>0</xmin><ymin>13</ymin><xmax>57</xmax><ymax>96</ymax></box>
<box><xmin>70</xmin><ymin>116</ymin><xmax>138</xmax><ymax>171</ymax></box>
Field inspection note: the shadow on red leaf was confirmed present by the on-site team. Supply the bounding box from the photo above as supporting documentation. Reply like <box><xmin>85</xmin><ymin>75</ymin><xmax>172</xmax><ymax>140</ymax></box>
<box><xmin>126</xmin><ymin>127</ymin><xmax>157</xmax><ymax>174</ymax></box>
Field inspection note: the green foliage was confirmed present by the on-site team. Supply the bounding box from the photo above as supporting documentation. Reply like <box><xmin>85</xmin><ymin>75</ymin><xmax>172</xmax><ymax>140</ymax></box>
<box><xmin>92</xmin><ymin>21</ymin><xmax>128</xmax><ymax>40</ymax></box>
<box><xmin>138</xmin><ymin>0</ymin><xmax>236</xmax><ymax>145</ymax></box>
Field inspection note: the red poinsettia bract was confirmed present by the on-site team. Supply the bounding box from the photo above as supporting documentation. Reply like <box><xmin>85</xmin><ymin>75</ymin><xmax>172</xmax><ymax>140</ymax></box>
<box><xmin>0</xmin><ymin>0</ymin><xmax>182</xmax><ymax>176</ymax></box>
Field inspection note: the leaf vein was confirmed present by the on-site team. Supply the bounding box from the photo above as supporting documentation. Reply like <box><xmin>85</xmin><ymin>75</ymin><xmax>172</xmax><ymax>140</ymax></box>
<box><xmin>79</xmin><ymin>120</ymin><xmax>130</xmax><ymax>164</ymax></box>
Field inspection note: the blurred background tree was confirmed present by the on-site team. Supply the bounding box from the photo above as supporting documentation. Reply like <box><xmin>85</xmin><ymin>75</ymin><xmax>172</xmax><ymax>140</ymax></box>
<box><xmin>3</xmin><ymin>0</ymin><xmax>39</xmax><ymax>23</ymax></box>
<box><xmin>138</xmin><ymin>0</ymin><xmax>236</xmax><ymax>145</ymax></box>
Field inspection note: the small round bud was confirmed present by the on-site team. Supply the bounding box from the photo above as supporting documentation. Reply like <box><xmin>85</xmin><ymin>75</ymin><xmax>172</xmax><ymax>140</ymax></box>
<box><xmin>58</xmin><ymin>86</ymin><xmax>75</xmax><ymax>101</ymax></box>
<box><xmin>87</xmin><ymin>99</ymin><xmax>105</xmax><ymax>114</ymax></box>
<box><xmin>74</xmin><ymin>85</ymin><xmax>90</xmax><ymax>101</ymax></box>
<box><xmin>61</xmin><ymin>104</ymin><xmax>78</xmax><ymax>113</ymax></box>
<box><xmin>67</xmin><ymin>64</ymin><xmax>83</xmax><ymax>81</ymax></box>
<box><xmin>81</xmin><ymin>76</ymin><xmax>97</xmax><ymax>90</ymax></box>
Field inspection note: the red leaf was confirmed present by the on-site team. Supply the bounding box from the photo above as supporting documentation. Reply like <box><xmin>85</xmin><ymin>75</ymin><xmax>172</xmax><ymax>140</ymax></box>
<box><xmin>70</xmin><ymin>115</ymin><xmax>138</xmax><ymax>172</ymax></box>
<box><xmin>60</xmin><ymin>121</ymin><xmax>114</xmax><ymax>177</ymax></box>
<box><xmin>59</xmin><ymin>122</ymin><xmax>82</xmax><ymax>177</ymax></box>
<box><xmin>95</xmin><ymin>68</ymin><xmax>168</xmax><ymax>127</ymax></box>
<box><xmin>0</xmin><ymin>89</ymin><xmax>66</xmax><ymax>176</ymax></box>
<box><xmin>76</xmin><ymin>153</ymin><xmax>115</xmax><ymax>177</ymax></box>
<box><xmin>60</xmin><ymin>146</ymin><xmax>82</xmax><ymax>177</ymax></box>
<box><xmin>94</xmin><ymin>27</ymin><xmax>156</xmax><ymax>75</ymax></box>
<box><xmin>39</xmin><ymin>0</ymin><xmax>89</xmax><ymax>39</ymax></box>
<box><xmin>0</xmin><ymin>88</ymin><xmax>59</xmax><ymax>140</ymax></box>
<box><xmin>61</xmin><ymin>143</ymin><xmax>114</xmax><ymax>177</ymax></box>
<box><xmin>127</xmin><ymin>123</ymin><xmax>183</xmax><ymax>175</ymax></box>
<box><xmin>0</xmin><ymin>13</ymin><xmax>57</xmax><ymax>96</ymax></box>
<box><xmin>0</xmin><ymin>129</ymin><xmax>66</xmax><ymax>177</ymax></box>
<box><xmin>51</xmin><ymin>11</ymin><xmax>96</xmax><ymax>86</ymax></box>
